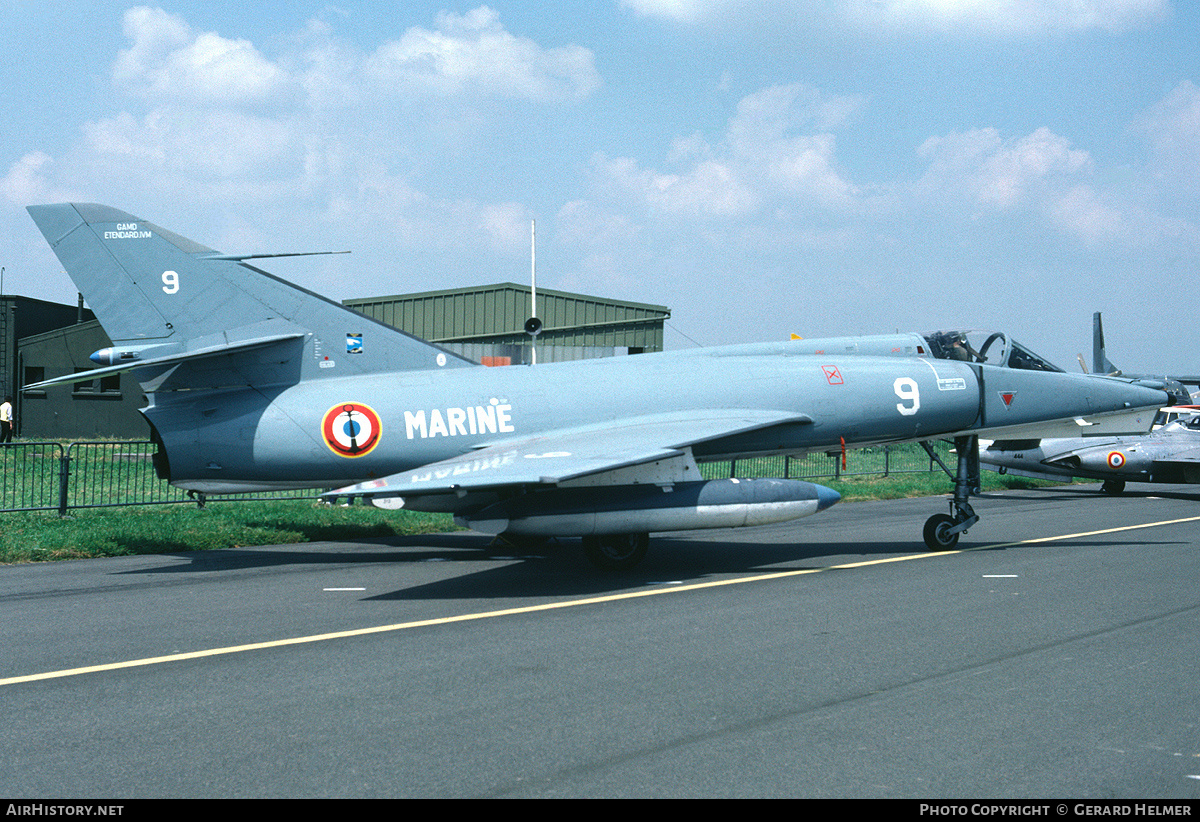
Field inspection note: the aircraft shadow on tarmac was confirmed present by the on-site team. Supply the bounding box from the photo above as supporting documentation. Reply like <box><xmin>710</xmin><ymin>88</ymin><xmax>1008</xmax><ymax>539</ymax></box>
<box><xmin>112</xmin><ymin>527</ymin><xmax>926</xmax><ymax>599</ymax></box>
<box><xmin>112</xmin><ymin>531</ymin><xmax>503</xmax><ymax>575</ymax></box>
<box><xmin>1050</xmin><ymin>484</ymin><xmax>1200</xmax><ymax>502</ymax></box>
<box><xmin>111</xmin><ymin>483</ymin><xmax>1200</xmax><ymax>600</ymax></box>
<box><xmin>356</xmin><ymin>525</ymin><xmax>1040</xmax><ymax>600</ymax></box>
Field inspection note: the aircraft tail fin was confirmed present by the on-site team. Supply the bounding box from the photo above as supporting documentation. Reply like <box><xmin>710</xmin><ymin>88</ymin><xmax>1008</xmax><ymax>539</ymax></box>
<box><xmin>26</xmin><ymin>204</ymin><xmax>475</xmax><ymax>389</ymax></box>
<box><xmin>1092</xmin><ymin>312</ymin><xmax>1120</xmax><ymax>376</ymax></box>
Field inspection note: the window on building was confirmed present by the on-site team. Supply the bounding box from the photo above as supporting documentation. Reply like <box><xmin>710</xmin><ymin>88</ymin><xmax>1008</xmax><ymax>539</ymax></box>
<box><xmin>23</xmin><ymin>366</ymin><xmax>45</xmax><ymax>395</ymax></box>
<box><xmin>73</xmin><ymin>367</ymin><xmax>96</xmax><ymax>394</ymax></box>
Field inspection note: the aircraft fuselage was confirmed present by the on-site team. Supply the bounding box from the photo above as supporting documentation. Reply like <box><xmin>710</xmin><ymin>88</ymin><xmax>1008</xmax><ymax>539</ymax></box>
<box><xmin>142</xmin><ymin>337</ymin><xmax>1159</xmax><ymax>494</ymax></box>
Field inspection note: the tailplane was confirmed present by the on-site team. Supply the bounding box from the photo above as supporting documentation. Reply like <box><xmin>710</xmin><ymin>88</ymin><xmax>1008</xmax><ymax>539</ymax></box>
<box><xmin>26</xmin><ymin>203</ymin><xmax>474</xmax><ymax>390</ymax></box>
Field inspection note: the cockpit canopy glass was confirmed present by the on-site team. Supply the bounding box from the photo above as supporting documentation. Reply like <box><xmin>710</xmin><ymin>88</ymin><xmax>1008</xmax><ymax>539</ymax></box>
<box><xmin>1164</xmin><ymin>413</ymin><xmax>1200</xmax><ymax>432</ymax></box>
<box><xmin>922</xmin><ymin>330</ymin><xmax>1063</xmax><ymax>373</ymax></box>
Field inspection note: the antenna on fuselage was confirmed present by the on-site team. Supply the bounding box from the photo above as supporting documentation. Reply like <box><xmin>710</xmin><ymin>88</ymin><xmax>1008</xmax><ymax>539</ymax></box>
<box><xmin>525</xmin><ymin>219</ymin><xmax>542</xmax><ymax>364</ymax></box>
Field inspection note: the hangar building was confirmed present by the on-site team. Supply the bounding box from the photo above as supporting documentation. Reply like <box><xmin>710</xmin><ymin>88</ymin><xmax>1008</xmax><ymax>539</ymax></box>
<box><xmin>345</xmin><ymin>282</ymin><xmax>669</xmax><ymax>366</ymax></box>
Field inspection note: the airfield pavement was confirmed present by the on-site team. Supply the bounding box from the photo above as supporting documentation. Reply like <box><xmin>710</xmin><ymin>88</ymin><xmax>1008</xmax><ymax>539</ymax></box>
<box><xmin>2</xmin><ymin>483</ymin><xmax>1199</xmax><ymax>799</ymax></box>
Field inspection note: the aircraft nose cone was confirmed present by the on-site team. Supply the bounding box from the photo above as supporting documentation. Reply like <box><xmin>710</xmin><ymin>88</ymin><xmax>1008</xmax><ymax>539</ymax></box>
<box><xmin>815</xmin><ymin>483</ymin><xmax>841</xmax><ymax>511</ymax></box>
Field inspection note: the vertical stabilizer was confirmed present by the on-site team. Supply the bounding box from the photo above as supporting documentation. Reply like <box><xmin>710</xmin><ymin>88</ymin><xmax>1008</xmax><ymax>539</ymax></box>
<box><xmin>1092</xmin><ymin>312</ymin><xmax>1120</xmax><ymax>376</ymax></box>
<box><xmin>26</xmin><ymin>204</ymin><xmax>475</xmax><ymax>387</ymax></box>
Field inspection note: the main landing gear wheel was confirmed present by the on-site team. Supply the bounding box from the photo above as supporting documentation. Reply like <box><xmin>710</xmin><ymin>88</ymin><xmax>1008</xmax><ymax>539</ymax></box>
<box><xmin>582</xmin><ymin>532</ymin><xmax>649</xmax><ymax>571</ymax></box>
<box><xmin>1101</xmin><ymin>479</ymin><xmax>1126</xmax><ymax>495</ymax></box>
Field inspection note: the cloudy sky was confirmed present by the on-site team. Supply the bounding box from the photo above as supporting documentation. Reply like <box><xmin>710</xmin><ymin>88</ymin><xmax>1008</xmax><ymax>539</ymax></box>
<box><xmin>2</xmin><ymin>1</ymin><xmax>1197</xmax><ymax>374</ymax></box>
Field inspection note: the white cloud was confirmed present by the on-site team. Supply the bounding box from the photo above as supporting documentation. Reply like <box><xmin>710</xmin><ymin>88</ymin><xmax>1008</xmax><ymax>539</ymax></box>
<box><xmin>114</xmin><ymin>6</ymin><xmax>291</xmax><ymax>107</ymax></box>
<box><xmin>365</xmin><ymin>6</ymin><xmax>600</xmax><ymax>101</ymax></box>
<box><xmin>112</xmin><ymin>6</ymin><xmax>600</xmax><ymax>111</ymax></box>
<box><xmin>21</xmin><ymin>6</ymin><xmax>601</xmax><ymax>227</ymax></box>
<box><xmin>476</xmin><ymin>201</ymin><xmax>532</xmax><ymax>253</ymax></box>
<box><xmin>619</xmin><ymin>0</ymin><xmax>729</xmax><ymax>22</ymax></box>
<box><xmin>908</xmin><ymin>124</ymin><xmax>1199</xmax><ymax>249</ymax></box>
<box><xmin>727</xmin><ymin>84</ymin><xmax>863</xmax><ymax>207</ymax></box>
<box><xmin>620</xmin><ymin>0</ymin><xmax>1168</xmax><ymax>34</ymax></box>
<box><xmin>977</xmin><ymin>127</ymin><xmax>1091</xmax><ymax>206</ymax></box>
<box><xmin>917</xmin><ymin>126</ymin><xmax>1090</xmax><ymax>208</ymax></box>
<box><xmin>1135</xmin><ymin>80</ymin><xmax>1200</xmax><ymax>190</ymax></box>
<box><xmin>728</xmin><ymin>84</ymin><xmax>862</xmax><ymax>148</ymax></box>
<box><xmin>1045</xmin><ymin>184</ymin><xmax>1125</xmax><ymax>244</ymax></box>
<box><xmin>764</xmin><ymin>133</ymin><xmax>859</xmax><ymax>204</ymax></box>
<box><xmin>844</xmin><ymin>0</ymin><xmax>1170</xmax><ymax>35</ymax></box>
<box><xmin>591</xmin><ymin>83</ymin><xmax>862</xmax><ymax>219</ymax></box>
<box><xmin>592</xmin><ymin>153</ymin><xmax>760</xmax><ymax>218</ymax></box>
<box><xmin>82</xmin><ymin>109</ymin><xmax>304</xmax><ymax>186</ymax></box>
<box><xmin>554</xmin><ymin>199</ymin><xmax>651</xmax><ymax>295</ymax></box>
<box><xmin>1</xmin><ymin>152</ymin><xmax>84</xmax><ymax>206</ymax></box>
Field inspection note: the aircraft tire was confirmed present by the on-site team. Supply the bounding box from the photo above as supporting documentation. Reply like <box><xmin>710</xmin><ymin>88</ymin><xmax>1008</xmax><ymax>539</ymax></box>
<box><xmin>582</xmin><ymin>533</ymin><xmax>649</xmax><ymax>571</ymax></box>
<box><xmin>1101</xmin><ymin>480</ymin><xmax>1126</xmax><ymax>495</ymax></box>
<box><xmin>923</xmin><ymin>514</ymin><xmax>960</xmax><ymax>551</ymax></box>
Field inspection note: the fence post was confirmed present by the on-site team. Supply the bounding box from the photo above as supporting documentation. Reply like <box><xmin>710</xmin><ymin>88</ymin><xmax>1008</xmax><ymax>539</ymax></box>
<box><xmin>57</xmin><ymin>447</ymin><xmax>70</xmax><ymax>517</ymax></box>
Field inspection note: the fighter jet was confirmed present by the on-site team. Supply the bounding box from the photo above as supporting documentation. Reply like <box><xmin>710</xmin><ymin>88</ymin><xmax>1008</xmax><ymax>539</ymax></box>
<box><xmin>981</xmin><ymin>407</ymin><xmax>1200</xmax><ymax>494</ymax></box>
<box><xmin>1086</xmin><ymin>312</ymin><xmax>1200</xmax><ymax>403</ymax></box>
<box><xmin>24</xmin><ymin>204</ymin><xmax>1172</xmax><ymax>567</ymax></box>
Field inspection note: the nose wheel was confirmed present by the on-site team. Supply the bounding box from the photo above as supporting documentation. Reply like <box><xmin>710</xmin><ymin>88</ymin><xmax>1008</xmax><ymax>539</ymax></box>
<box><xmin>922</xmin><ymin>435</ymin><xmax>980</xmax><ymax>551</ymax></box>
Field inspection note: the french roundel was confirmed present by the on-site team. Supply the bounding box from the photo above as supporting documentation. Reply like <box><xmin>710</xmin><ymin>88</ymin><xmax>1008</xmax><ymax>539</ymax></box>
<box><xmin>322</xmin><ymin>403</ymin><xmax>382</xmax><ymax>458</ymax></box>
<box><xmin>1106</xmin><ymin>451</ymin><xmax>1125</xmax><ymax>470</ymax></box>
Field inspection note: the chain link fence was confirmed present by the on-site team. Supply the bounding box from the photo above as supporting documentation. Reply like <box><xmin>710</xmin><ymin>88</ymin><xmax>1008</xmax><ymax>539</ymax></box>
<box><xmin>1</xmin><ymin>439</ymin><xmax>953</xmax><ymax>515</ymax></box>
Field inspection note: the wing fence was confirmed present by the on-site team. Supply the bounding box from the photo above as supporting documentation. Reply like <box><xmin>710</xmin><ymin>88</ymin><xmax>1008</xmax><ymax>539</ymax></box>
<box><xmin>0</xmin><ymin>439</ymin><xmax>952</xmax><ymax>515</ymax></box>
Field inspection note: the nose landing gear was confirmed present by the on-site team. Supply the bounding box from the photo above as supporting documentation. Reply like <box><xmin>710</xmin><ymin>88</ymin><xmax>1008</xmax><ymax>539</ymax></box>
<box><xmin>921</xmin><ymin>435</ymin><xmax>981</xmax><ymax>551</ymax></box>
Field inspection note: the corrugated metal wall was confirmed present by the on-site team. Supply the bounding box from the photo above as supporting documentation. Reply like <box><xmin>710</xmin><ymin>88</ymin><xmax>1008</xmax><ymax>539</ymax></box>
<box><xmin>0</xmin><ymin>300</ymin><xmax>11</xmax><ymax>403</ymax></box>
<box><xmin>345</xmin><ymin>283</ymin><xmax>669</xmax><ymax>364</ymax></box>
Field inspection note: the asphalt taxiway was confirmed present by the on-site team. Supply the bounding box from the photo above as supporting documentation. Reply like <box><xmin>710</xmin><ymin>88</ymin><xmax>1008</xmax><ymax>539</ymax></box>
<box><xmin>1</xmin><ymin>484</ymin><xmax>1198</xmax><ymax>798</ymax></box>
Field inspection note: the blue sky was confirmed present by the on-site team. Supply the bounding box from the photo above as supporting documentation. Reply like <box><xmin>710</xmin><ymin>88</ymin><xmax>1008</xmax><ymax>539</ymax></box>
<box><xmin>2</xmin><ymin>1</ymin><xmax>1198</xmax><ymax>375</ymax></box>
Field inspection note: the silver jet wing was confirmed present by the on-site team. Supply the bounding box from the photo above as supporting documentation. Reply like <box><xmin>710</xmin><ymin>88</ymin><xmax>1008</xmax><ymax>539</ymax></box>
<box><xmin>327</xmin><ymin>408</ymin><xmax>813</xmax><ymax>499</ymax></box>
<box><xmin>1159</xmin><ymin>447</ymin><xmax>1200</xmax><ymax>465</ymax></box>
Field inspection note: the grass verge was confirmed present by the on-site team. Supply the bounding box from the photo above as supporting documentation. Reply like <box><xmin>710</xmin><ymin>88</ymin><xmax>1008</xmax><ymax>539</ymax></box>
<box><xmin>0</xmin><ymin>472</ymin><xmax>1064</xmax><ymax>564</ymax></box>
<box><xmin>0</xmin><ymin>501</ymin><xmax>454</xmax><ymax>564</ymax></box>
<box><xmin>822</xmin><ymin>469</ymin><xmax>1060</xmax><ymax>503</ymax></box>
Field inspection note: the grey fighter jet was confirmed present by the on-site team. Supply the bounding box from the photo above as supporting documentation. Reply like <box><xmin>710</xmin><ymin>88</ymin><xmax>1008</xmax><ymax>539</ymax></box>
<box><xmin>1087</xmin><ymin>312</ymin><xmax>1200</xmax><ymax>402</ymax></box>
<box><xmin>981</xmin><ymin>408</ymin><xmax>1200</xmax><ymax>494</ymax></box>
<box><xmin>25</xmin><ymin>204</ymin><xmax>1172</xmax><ymax>567</ymax></box>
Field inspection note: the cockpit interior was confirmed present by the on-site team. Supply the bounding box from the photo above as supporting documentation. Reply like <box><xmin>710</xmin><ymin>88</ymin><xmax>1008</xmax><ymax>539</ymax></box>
<box><xmin>923</xmin><ymin>330</ymin><xmax>1063</xmax><ymax>372</ymax></box>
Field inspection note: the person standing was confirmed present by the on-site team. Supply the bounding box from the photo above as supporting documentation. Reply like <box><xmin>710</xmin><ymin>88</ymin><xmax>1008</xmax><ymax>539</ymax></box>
<box><xmin>0</xmin><ymin>396</ymin><xmax>13</xmax><ymax>443</ymax></box>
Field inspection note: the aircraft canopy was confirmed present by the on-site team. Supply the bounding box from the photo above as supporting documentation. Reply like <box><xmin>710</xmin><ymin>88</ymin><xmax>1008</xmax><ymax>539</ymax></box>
<box><xmin>922</xmin><ymin>330</ymin><xmax>1063</xmax><ymax>373</ymax></box>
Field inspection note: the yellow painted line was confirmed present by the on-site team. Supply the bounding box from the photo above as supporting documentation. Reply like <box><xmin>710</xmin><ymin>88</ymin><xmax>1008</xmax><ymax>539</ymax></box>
<box><xmin>5</xmin><ymin>513</ymin><xmax>1200</xmax><ymax>687</ymax></box>
<box><xmin>973</xmin><ymin>514</ymin><xmax>1200</xmax><ymax>549</ymax></box>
